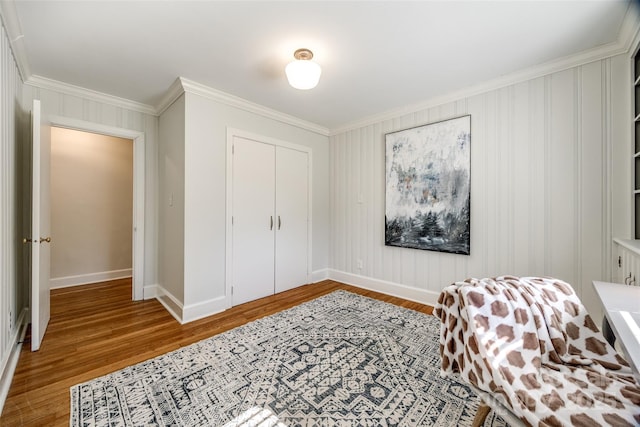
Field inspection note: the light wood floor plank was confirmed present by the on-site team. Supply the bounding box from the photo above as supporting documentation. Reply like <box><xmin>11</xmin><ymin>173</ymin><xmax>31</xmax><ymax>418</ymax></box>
<box><xmin>0</xmin><ymin>279</ymin><xmax>432</xmax><ymax>426</ymax></box>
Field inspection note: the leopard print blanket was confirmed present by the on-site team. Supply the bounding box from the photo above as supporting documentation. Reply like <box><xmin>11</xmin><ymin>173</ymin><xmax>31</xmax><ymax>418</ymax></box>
<box><xmin>434</xmin><ymin>276</ymin><xmax>640</xmax><ymax>427</ymax></box>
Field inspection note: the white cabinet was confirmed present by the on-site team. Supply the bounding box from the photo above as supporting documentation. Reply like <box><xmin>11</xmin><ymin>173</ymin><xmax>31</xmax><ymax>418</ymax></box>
<box><xmin>230</xmin><ymin>135</ymin><xmax>310</xmax><ymax>306</ymax></box>
<box><xmin>613</xmin><ymin>239</ymin><xmax>640</xmax><ymax>286</ymax></box>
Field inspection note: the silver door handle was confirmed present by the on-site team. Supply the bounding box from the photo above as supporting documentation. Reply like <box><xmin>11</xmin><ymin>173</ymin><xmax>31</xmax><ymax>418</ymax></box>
<box><xmin>278</xmin><ymin>216</ymin><xmax>281</xmax><ymax>230</ymax></box>
<box><xmin>270</xmin><ymin>216</ymin><xmax>273</xmax><ymax>230</ymax></box>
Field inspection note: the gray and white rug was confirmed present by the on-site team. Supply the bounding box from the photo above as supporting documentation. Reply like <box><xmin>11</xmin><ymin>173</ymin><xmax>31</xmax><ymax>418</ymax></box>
<box><xmin>70</xmin><ymin>290</ymin><xmax>508</xmax><ymax>426</ymax></box>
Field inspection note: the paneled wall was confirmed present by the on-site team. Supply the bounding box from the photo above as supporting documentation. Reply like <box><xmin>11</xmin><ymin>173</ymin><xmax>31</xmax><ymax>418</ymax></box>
<box><xmin>0</xmin><ymin>19</ymin><xmax>27</xmax><ymax>407</ymax></box>
<box><xmin>330</xmin><ymin>55</ymin><xmax>630</xmax><ymax>320</ymax></box>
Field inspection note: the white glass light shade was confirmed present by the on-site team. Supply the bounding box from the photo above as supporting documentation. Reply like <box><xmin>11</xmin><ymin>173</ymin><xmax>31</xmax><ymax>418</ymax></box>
<box><xmin>285</xmin><ymin>59</ymin><xmax>322</xmax><ymax>90</ymax></box>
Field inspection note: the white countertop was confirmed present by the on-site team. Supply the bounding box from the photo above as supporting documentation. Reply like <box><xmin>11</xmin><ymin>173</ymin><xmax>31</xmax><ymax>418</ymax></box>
<box><xmin>593</xmin><ymin>281</ymin><xmax>640</xmax><ymax>382</ymax></box>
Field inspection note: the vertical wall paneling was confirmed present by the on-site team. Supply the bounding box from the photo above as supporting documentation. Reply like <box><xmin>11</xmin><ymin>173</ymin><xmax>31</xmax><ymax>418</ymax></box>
<box><xmin>581</xmin><ymin>61</ymin><xmax>606</xmax><ymax>312</ymax></box>
<box><xmin>530</xmin><ymin>78</ymin><xmax>546</xmax><ymax>275</ymax></box>
<box><xmin>602</xmin><ymin>58</ymin><xmax>617</xmax><ymax>284</ymax></box>
<box><xmin>1</xmin><ymin>17</ymin><xmax>6</xmax><ymax>361</ymax></box>
<box><xmin>1</xmin><ymin>17</ymin><xmax>6</xmax><ymax>356</ymax></box>
<box><xmin>574</xmin><ymin>68</ymin><xmax>584</xmax><ymax>297</ymax></box>
<box><xmin>544</xmin><ymin>76</ymin><xmax>553</xmax><ymax>275</ymax></box>
<box><xmin>486</xmin><ymin>91</ymin><xmax>499</xmax><ymax>276</ymax></box>
<box><xmin>549</xmin><ymin>70</ymin><xmax>576</xmax><ymax>288</ymax></box>
<box><xmin>610</xmin><ymin>54</ymin><xmax>631</xmax><ymax>245</ymax></box>
<box><xmin>329</xmin><ymin>55</ymin><xmax>628</xmax><ymax>318</ymax></box>
<box><xmin>495</xmin><ymin>89</ymin><xmax>506</xmax><ymax>273</ymax></box>
<box><xmin>512</xmin><ymin>82</ymin><xmax>528</xmax><ymax>275</ymax></box>
<box><xmin>506</xmin><ymin>87</ymin><xmax>515</xmax><ymax>274</ymax></box>
<box><xmin>602</xmin><ymin>59</ymin><xmax>612</xmax><ymax>283</ymax></box>
<box><xmin>470</xmin><ymin>93</ymin><xmax>489</xmax><ymax>277</ymax></box>
<box><xmin>0</xmin><ymin>17</ymin><xmax>26</xmax><ymax>412</ymax></box>
<box><xmin>351</xmin><ymin>129</ymin><xmax>359</xmax><ymax>274</ymax></box>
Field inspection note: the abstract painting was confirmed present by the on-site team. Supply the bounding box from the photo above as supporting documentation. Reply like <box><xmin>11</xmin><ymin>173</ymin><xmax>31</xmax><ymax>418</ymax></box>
<box><xmin>385</xmin><ymin>115</ymin><xmax>470</xmax><ymax>255</ymax></box>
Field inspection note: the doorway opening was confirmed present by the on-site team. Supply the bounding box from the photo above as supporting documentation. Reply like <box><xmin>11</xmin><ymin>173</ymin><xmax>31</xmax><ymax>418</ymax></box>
<box><xmin>50</xmin><ymin>127</ymin><xmax>134</xmax><ymax>294</ymax></box>
<box><xmin>47</xmin><ymin>117</ymin><xmax>146</xmax><ymax>301</ymax></box>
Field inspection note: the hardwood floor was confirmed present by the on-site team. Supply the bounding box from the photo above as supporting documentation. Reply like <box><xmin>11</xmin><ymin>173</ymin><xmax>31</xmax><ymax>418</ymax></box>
<box><xmin>0</xmin><ymin>279</ymin><xmax>433</xmax><ymax>426</ymax></box>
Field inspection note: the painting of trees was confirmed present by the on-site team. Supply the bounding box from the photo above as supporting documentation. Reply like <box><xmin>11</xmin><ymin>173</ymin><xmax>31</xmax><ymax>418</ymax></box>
<box><xmin>385</xmin><ymin>115</ymin><xmax>471</xmax><ymax>255</ymax></box>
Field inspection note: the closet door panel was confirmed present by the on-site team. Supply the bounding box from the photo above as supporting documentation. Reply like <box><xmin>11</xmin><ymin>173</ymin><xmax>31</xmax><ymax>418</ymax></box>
<box><xmin>232</xmin><ymin>137</ymin><xmax>275</xmax><ymax>305</ymax></box>
<box><xmin>275</xmin><ymin>146</ymin><xmax>309</xmax><ymax>293</ymax></box>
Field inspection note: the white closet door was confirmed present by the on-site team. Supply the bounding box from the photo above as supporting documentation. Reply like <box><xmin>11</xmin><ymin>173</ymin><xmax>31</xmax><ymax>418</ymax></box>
<box><xmin>232</xmin><ymin>137</ymin><xmax>275</xmax><ymax>305</ymax></box>
<box><xmin>275</xmin><ymin>146</ymin><xmax>309</xmax><ymax>293</ymax></box>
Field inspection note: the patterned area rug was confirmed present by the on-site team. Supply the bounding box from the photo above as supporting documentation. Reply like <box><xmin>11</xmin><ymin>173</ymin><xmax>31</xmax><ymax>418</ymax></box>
<box><xmin>71</xmin><ymin>291</ymin><xmax>508</xmax><ymax>426</ymax></box>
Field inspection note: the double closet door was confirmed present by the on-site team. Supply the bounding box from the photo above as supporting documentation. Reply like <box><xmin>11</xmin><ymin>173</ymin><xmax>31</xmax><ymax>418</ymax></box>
<box><xmin>231</xmin><ymin>136</ymin><xmax>309</xmax><ymax>306</ymax></box>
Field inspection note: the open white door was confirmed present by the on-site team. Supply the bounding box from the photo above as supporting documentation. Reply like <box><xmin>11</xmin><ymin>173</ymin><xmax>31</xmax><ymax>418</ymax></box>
<box><xmin>30</xmin><ymin>99</ymin><xmax>51</xmax><ymax>351</ymax></box>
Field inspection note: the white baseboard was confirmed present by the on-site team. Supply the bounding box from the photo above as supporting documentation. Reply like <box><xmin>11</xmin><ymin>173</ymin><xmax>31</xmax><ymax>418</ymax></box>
<box><xmin>182</xmin><ymin>296</ymin><xmax>228</xmax><ymax>324</ymax></box>
<box><xmin>154</xmin><ymin>285</ymin><xmax>184</xmax><ymax>324</ymax></box>
<box><xmin>143</xmin><ymin>284</ymin><xmax>159</xmax><ymax>300</ymax></box>
<box><xmin>50</xmin><ymin>268</ymin><xmax>132</xmax><ymax>289</ymax></box>
<box><xmin>0</xmin><ymin>308</ymin><xmax>28</xmax><ymax>416</ymax></box>
<box><xmin>151</xmin><ymin>269</ymin><xmax>438</xmax><ymax>326</ymax></box>
<box><xmin>327</xmin><ymin>269</ymin><xmax>441</xmax><ymax>307</ymax></box>
<box><xmin>312</xmin><ymin>268</ymin><xmax>329</xmax><ymax>282</ymax></box>
<box><xmin>153</xmin><ymin>284</ymin><xmax>229</xmax><ymax>324</ymax></box>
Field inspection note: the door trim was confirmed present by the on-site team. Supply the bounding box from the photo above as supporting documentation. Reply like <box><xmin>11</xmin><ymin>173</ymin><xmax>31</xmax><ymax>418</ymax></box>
<box><xmin>47</xmin><ymin>116</ymin><xmax>146</xmax><ymax>300</ymax></box>
<box><xmin>225</xmin><ymin>128</ymin><xmax>312</xmax><ymax>308</ymax></box>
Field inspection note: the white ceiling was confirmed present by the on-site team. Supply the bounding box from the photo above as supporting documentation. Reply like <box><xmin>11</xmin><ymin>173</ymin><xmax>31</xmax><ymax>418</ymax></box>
<box><xmin>5</xmin><ymin>0</ymin><xmax>637</xmax><ymax>130</ymax></box>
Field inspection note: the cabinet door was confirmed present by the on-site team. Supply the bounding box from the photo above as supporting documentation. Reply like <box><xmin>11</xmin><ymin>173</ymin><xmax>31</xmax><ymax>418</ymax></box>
<box><xmin>232</xmin><ymin>137</ymin><xmax>275</xmax><ymax>305</ymax></box>
<box><xmin>275</xmin><ymin>146</ymin><xmax>309</xmax><ymax>293</ymax></box>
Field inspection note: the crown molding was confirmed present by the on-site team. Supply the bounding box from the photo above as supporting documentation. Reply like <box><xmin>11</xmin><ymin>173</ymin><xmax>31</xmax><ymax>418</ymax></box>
<box><xmin>1</xmin><ymin>0</ymin><xmax>157</xmax><ymax>115</ymax></box>
<box><xmin>330</xmin><ymin>8</ymin><xmax>640</xmax><ymax>136</ymax></box>
<box><xmin>0</xmin><ymin>0</ymin><xmax>30</xmax><ymax>81</ymax></box>
<box><xmin>619</xmin><ymin>1</ymin><xmax>640</xmax><ymax>54</ymax></box>
<box><xmin>25</xmin><ymin>75</ymin><xmax>157</xmax><ymax>116</ymax></box>
<box><xmin>21</xmin><ymin>72</ymin><xmax>331</xmax><ymax>136</ymax></box>
<box><xmin>5</xmin><ymin>0</ymin><xmax>637</xmax><ymax>137</ymax></box>
<box><xmin>169</xmin><ymin>77</ymin><xmax>330</xmax><ymax>136</ymax></box>
<box><xmin>155</xmin><ymin>77</ymin><xmax>185</xmax><ymax>116</ymax></box>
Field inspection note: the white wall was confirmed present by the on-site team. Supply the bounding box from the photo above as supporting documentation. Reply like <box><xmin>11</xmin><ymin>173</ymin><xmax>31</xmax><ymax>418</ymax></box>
<box><xmin>50</xmin><ymin>127</ymin><xmax>133</xmax><ymax>287</ymax></box>
<box><xmin>22</xmin><ymin>84</ymin><xmax>159</xmax><ymax>292</ymax></box>
<box><xmin>0</xmin><ymin>17</ymin><xmax>28</xmax><ymax>411</ymax></box>
<box><xmin>155</xmin><ymin>89</ymin><xmax>330</xmax><ymax>320</ymax></box>
<box><xmin>329</xmin><ymin>54</ymin><xmax>631</xmax><ymax>322</ymax></box>
<box><xmin>157</xmin><ymin>94</ymin><xmax>185</xmax><ymax>305</ymax></box>
<box><xmin>183</xmin><ymin>91</ymin><xmax>330</xmax><ymax>308</ymax></box>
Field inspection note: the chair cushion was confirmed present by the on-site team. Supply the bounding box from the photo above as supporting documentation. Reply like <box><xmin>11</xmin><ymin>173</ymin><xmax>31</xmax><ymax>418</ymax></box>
<box><xmin>434</xmin><ymin>276</ymin><xmax>640</xmax><ymax>427</ymax></box>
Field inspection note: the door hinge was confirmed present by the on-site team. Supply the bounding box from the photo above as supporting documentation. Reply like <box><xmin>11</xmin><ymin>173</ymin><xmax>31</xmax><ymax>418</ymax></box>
<box><xmin>231</xmin><ymin>286</ymin><xmax>234</xmax><ymax>295</ymax></box>
<box><xmin>232</xmin><ymin>144</ymin><xmax>234</xmax><ymax>155</ymax></box>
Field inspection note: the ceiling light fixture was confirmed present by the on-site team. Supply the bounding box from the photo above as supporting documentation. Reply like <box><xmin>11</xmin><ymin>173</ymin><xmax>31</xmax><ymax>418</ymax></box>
<box><xmin>285</xmin><ymin>48</ymin><xmax>321</xmax><ymax>90</ymax></box>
